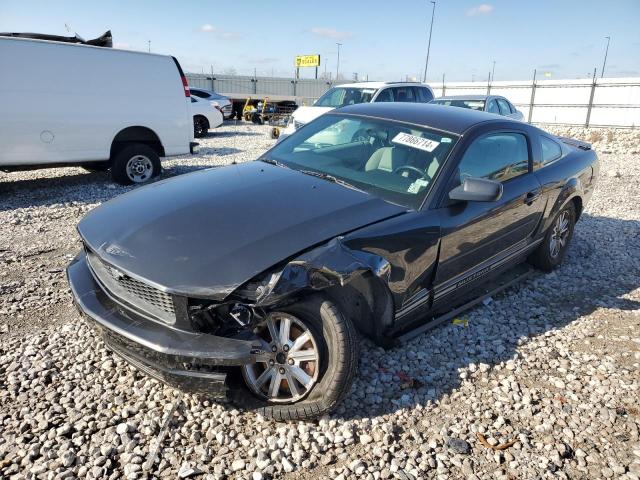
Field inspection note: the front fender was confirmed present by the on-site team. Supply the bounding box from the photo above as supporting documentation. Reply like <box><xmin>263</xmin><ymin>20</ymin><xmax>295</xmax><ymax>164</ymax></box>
<box><xmin>235</xmin><ymin>237</ymin><xmax>396</xmax><ymax>343</ymax></box>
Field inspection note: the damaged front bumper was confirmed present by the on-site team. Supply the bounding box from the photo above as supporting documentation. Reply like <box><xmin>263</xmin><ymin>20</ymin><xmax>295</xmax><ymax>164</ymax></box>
<box><xmin>66</xmin><ymin>254</ymin><xmax>260</xmax><ymax>396</ymax></box>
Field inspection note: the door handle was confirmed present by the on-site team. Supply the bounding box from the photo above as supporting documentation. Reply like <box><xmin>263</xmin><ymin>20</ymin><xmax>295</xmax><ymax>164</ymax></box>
<box><xmin>524</xmin><ymin>189</ymin><xmax>541</xmax><ymax>205</ymax></box>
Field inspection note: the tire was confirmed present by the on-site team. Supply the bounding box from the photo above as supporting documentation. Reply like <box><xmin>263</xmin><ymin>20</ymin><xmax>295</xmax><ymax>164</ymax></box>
<box><xmin>269</xmin><ymin>127</ymin><xmax>280</xmax><ymax>140</ymax></box>
<box><xmin>234</xmin><ymin>294</ymin><xmax>359</xmax><ymax>421</ymax></box>
<box><xmin>82</xmin><ymin>161</ymin><xmax>110</xmax><ymax>172</ymax></box>
<box><xmin>110</xmin><ymin>144</ymin><xmax>161</xmax><ymax>186</ymax></box>
<box><xmin>529</xmin><ymin>202</ymin><xmax>576</xmax><ymax>272</ymax></box>
<box><xmin>193</xmin><ymin>116</ymin><xmax>209</xmax><ymax>138</ymax></box>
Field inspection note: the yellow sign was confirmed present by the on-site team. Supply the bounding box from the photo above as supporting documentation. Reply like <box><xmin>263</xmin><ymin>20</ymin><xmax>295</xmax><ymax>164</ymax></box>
<box><xmin>295</xmin><ymin>55</ymin><xmax>320</xmax><ymax>68</ymax></box>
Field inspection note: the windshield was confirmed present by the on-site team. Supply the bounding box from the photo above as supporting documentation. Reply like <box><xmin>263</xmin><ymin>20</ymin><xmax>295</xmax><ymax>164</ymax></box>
<box><xmin>314</xmin><ymin>87</ymin><xmax>377</xmax><ymax>107</ymax></box>
<box><xmin>431</xmin><ymin>98</ymin><xmax>486</xmax><ymax>111</ymax></box>
<box><xmin>263</xmin><ymin>114</ymin><xmax>458</xmax><ymax>209</ymax></box>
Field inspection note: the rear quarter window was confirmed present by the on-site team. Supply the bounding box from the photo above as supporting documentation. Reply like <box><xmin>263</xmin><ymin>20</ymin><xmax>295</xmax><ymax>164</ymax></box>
<box><xmin>417</xmin><ymin>87</ymin><xmax>434</xmax><ymax>103</ymax></box>
<box><xmin>539</xmin><ymin>136</ymin><xmax>563</xmax><ymax>166</ymax></box>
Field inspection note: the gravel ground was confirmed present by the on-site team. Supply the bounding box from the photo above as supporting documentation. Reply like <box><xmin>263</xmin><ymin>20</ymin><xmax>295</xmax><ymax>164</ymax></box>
<box><xmin>1</xmin><ymin>123</ymin><xmax>639</xmax><ymax>480</ymax></box>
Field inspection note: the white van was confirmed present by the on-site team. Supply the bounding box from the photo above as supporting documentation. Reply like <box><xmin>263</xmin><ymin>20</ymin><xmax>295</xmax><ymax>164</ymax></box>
<box><xmin>0</xmin><ymin>35</ymin><xmax>195</xmax><ymax>184</ymax></box>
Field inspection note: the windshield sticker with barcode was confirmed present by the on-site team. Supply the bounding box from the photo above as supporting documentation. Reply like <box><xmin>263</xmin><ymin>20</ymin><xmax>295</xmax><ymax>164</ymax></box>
<box><xmin>392</xmin><ymin>132</ymin><xmax>440</xmax><ymax>152</ymax></box>
<box><xmin>407</xmin><ymin>178</ymin><xmax>429</xmax><ymax>194</ymax></box>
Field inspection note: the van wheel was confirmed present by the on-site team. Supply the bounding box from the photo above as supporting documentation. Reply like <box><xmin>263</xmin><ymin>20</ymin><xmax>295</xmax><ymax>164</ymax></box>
<box><xmin>110</xmin><ymin>144</ymin><xmax>161</xmax><ymax>185</ymax></box>
<box><xmin>233</xmin><ymin>294</ymin><xmax>359</xmax><ymax>421</ymax></box>
<box><xmin>194</xmin><ymin>116</ymin><xmax>209</xmax><ymax>138</ymax></box>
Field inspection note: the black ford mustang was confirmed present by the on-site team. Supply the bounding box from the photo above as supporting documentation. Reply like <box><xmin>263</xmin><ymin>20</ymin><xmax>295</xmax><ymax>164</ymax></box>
<box><xmin>67</xmin><ymin>103</ymin><xmax>599</xmax><ymax>420</ymax></box>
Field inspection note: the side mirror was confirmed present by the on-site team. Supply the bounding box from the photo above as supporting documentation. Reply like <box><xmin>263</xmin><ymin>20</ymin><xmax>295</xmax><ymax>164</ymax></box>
<box><xmin>449</xmin><ymin>177</ymin><xmax>503</xmax><ymax>202</ymax></box>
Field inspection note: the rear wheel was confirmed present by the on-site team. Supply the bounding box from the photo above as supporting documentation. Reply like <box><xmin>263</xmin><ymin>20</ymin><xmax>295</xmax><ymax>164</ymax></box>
<box><xmin>237</xmin><ymin>295</ymin><xmax>358</xmax><ymax>421</ymax></box>
<box><xmin>110</xmin><ymin>144</ymin><xmax>161</xmax><ymax>185</ymax></box>
<box><xmin>193</xmin><ymin>115</ymin><xmax>209</xmax><ymax>138</ymax></box>
<box><xmin>529</xmin><ymin>202</ymin><xmax>576</xmax><ymax>271</ymax></box>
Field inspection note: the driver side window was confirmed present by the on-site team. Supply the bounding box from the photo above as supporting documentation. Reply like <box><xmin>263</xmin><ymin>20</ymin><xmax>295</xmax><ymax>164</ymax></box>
<box><xmin>457</xmin><ymin>133</ymin><xmax>529</xmax><ymax>184</ymax></box>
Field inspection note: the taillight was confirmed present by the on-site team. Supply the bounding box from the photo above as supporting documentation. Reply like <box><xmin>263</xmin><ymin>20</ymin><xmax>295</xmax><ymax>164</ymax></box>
<box><xmin>171</xmin><ymin>57</ymin><xmax>190</xmax><ymax>97</ymax></box>
<box><xmin>181</xmin><ymin>76</ymin><xmax>190</xmax><ymax>97</ymax></box>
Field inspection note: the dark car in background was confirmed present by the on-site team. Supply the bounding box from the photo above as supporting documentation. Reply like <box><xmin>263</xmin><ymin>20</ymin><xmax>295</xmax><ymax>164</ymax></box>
<box><xmin>67</xmin><ymin>103</ymin><xmax>598</xmax><ymax>420</ymax></box>
<box><xmin>430</xmin><ymin>94</ymin><xmax>524</xmax><ymax>121</ymax></box>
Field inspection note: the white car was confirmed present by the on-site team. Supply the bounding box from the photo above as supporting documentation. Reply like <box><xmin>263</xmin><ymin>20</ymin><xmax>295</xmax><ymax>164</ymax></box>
<box><xmin>430</xmin><ymin>95</ymin><xmax>525</xmax><ymax>121</ymax></box>
<box><xmin>280</xmin><ymin>81</ymin><xmax>435</xmax><ymax>140</ymax></box>
<box><xmin>191</xmin><ymin>88</ymin><xmax>233</xmax><ymax>119</ymax></box>
<box><xmin>0</xmin><ymin>33</ymin><xmax>194</xmax><ymax>185</ymax></box>
<box><xmin>191</xmin><ymin>95</ymin><xmax>224</xmax><ymax>137</ymax></box>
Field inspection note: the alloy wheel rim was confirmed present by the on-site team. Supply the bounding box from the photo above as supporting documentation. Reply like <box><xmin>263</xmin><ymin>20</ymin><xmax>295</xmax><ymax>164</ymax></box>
<box><xmin>242</xmin><ymin>312</ymin><xmax>320</xmax><ymax>403</ymax></box>
<box><xmin>550</xmin><ymin>210</ymin><xmax>570</xmax><ymax>258</ymax></box>
<box><xmin>125</xmin><ymin>155</ymin><xmax>153</xmax><ymax>183</ymax></box>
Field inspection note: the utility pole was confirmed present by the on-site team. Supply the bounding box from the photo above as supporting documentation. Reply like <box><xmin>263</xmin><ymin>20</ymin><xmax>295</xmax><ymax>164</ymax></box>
<box><xmin>422</xmin><ymin>1</ymin><xmax>436</xmax><ymax>83</ymax></box>
<box><xmin>148</xmin><ymin>40</ymin><xmax>151</xmax><ymax>53</ymax></box>
<box><xmin>491</xmin><ymin>60</ymin><xmax>496</xmax><ymax>83</ymax></box>
<box><xmin>601</xmin><ymin>36</ymin><xmax>611</xmax><ymax>78</ymax></box>
<box><xmin>336</xmin><ymin>43</ymin><xmax>342</xmax><ymax>80</ymax></box>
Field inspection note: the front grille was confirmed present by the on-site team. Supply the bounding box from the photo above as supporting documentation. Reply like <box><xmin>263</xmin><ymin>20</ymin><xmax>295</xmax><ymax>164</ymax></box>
<box><xmin>86</xmin><ymin>251</ymin><xmax>176</xmax><ymax>325</ymax></box>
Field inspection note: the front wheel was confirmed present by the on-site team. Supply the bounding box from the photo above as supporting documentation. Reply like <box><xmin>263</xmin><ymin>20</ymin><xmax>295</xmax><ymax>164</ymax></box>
<box><xmin>529</xmin><ymin>202</ymin><xmax>576</xmax><ymax>271</ymax></box>
<box><xmin>238</xmin><ymin>295</ymin><xmax>358</xmax><ymax>421</ymax></box>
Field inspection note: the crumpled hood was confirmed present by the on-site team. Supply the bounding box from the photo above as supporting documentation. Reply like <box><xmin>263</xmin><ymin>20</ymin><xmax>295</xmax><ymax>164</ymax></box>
<box><xmin>292</xmin><ymin>106</ymin><xmax>334</xmax><ymax>125</ymax></box>
<box><xmin>78</xmin><ymin>162</ymin><xmax>405</xmax><ymax>299</ymax></box>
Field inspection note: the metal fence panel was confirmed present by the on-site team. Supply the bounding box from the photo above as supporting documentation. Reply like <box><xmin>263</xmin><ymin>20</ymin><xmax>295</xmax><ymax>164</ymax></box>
<box><xmin>186</xmin><ymin>73</ymin><xmax>639</xmax><ymax>127</ymax></box>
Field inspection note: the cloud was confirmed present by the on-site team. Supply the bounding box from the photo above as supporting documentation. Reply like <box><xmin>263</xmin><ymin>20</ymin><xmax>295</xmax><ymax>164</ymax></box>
<box><xmin>466</xmin><ymin>4</ymin><xmax>494</xmax><ymax>16</ymax></box>
<box><xmin>309</xmin><ymin>27</ymin><xmax>353</xmax><ymax>41</ymax></box>
<box><xmin>199</xmin><ymin>24</ymin><xmax>242</xmax><ymax>40</ymax></box>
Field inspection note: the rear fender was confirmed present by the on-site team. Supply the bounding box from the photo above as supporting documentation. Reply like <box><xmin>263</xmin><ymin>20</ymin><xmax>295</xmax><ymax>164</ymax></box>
<box><xmin>543</xmin><ymin>178</ymin><xmax>582</xmax><ymax>231</ymax></box>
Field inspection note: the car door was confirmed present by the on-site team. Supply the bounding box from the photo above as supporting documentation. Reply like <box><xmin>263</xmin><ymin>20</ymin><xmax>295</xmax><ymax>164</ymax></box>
<box><xmin>432</xmin><ymin>129</ymin><xmax>545</xmax><ymax>306</ymax></box>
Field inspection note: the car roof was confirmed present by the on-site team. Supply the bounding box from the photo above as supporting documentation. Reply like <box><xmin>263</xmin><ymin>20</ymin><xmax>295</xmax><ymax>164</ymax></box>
<box><xmin>333</xmin><ymin>81</ymin><xmax>431</xmax><ymax>90</ymax></box>
<box><xmin>332</xmin><ymin>102</ymin><xmax>512</xmax><ymax>135</ymax></box>
<box><xmin>436</xmin><ymin>95</ymin><xmax>502</xmax><ymax>101</ymax></box>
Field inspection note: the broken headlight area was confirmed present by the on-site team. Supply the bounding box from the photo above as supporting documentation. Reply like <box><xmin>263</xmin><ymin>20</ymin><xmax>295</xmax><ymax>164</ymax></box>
<box><xmin>188</xmin><ymin>299</ymin><xmax>265</xmax><ymax>337</ymax></box>
<box><xmin>186</xmin><ymin>238</ymin><xmax>391</xmax><ymax>338</ymax></box>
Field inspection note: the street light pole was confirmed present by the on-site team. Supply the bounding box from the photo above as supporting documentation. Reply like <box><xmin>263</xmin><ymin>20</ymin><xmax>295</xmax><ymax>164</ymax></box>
<box><xmin>491</xmin><ymin>60</ymin><xmax>496</xmax><ymax>83</ymax></box>
<box><xmin>336</xmin><ymin>43</ymin><xmax>342</xmax><ymax>81</ymax></box>
<box><xmin>422</xmin><ymin>1</ymin><xmax>436</xmax><ymax>83</ymax></box>
<box><xmin>148</xmin><ymin>40</ymin><xmax>151</xmax><ymax>53</ymax></box>
<box><xmin>601</xmin><ymin>36</ymin><xmax>611</xmax><ymax>78</ymax></box>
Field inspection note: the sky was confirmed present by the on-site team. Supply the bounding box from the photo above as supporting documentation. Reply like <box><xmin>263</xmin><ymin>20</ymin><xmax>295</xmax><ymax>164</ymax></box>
<box><xmin>1</xmin><ymin>0</ymin><xmax>639</xmax><ymax>82</ymax></box>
